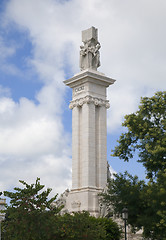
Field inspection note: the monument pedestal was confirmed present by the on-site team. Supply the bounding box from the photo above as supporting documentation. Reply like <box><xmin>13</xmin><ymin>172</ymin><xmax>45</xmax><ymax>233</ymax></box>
<box><xmin>66</xmin><ymin>188</ymin><xmax>100</xmax><ymax>217</ymax></box>
<box><xmin>64</xmin><ymin>69</ymin><xmax>115</xmax><ymax>216</ymax></box>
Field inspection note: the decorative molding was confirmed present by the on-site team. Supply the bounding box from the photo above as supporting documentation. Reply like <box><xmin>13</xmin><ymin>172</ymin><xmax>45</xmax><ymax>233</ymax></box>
<box><xmin>69</xmin><ymin>95</ymin><xmax>110</xmax><ymax>109</ymax></box>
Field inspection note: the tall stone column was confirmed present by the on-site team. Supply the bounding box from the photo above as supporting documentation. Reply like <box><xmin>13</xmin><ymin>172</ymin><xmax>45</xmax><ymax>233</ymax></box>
<box><xmin>71</xmin><ymin>106</ymin><xmax>80</xmax><ymax>189</ymax></box>
<box><xmin>64</xmin><ymin>27</ymin><xmax>115</xmax><ymax>216</ymax></box>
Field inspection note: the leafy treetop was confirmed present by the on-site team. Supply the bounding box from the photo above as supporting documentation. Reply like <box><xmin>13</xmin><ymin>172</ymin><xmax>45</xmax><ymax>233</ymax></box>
<box><xmin>112</xmin><ymin>91</ymin><xmax>166</xmax><ymax>179</ymax></box>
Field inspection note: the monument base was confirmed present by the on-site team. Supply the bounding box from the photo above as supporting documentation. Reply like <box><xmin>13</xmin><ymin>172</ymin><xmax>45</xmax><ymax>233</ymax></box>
<box><xmin>65</xmin><ymin>187</ymin><xmax>102</xmax><ymax>217</ymax></box>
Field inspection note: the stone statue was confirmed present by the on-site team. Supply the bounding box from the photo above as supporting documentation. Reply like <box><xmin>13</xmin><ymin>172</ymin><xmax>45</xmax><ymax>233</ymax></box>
<box><xmin>55</xmin><ymin>189</ymin><xmax>69</xmax><ymax>215</ymax></box>
<box><xmin>107</xmin><ymin>161</ymin><xmax>112</xmax><ymax>180</ymax></box>
<box><xmin>80</xmin><ymin>27</ymin><xmax>101</xmax><ymax>71</ymax></box>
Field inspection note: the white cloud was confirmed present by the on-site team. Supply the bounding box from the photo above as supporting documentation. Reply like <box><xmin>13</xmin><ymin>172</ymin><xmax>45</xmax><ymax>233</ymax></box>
<box><xmin>0</xmin><ymin>154</ymin><xmax>71</xmax><ymax>197</ymax></box>
<box><xmin>0</xmin><ymin>0</ymin><xmax>166</xmax><ymax>194</ymax></box>
<box><xmin>107</xmin><ymin>85</ymin><xmax>141</xmax><ymax>132</ymax></box>
<box><xmin>0</xmin><ymin>94</ymin><xmax>71</xmax><ymax>195</ymax></box>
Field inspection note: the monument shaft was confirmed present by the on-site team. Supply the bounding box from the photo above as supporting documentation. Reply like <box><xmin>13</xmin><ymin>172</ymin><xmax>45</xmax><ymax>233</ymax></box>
<box><xmin>64</xmin><ymin>27</ymin><xmax>115</xmax><ymax>216</ymax></box>
<box><xmin>71</xmin><ymin>87</ymin><xmax>107</xmax><ymax>190</ymax></box>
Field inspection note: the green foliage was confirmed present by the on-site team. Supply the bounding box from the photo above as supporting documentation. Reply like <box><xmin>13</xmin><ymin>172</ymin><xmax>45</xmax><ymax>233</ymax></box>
<box><xmin>142</xmin><ymin>170</ymin><xmax>166</xmax><ymax>239</ymax></box>
<box><xmin>112</xmin><ymin>91</ymin><xmax>166</xmax><ymax>179</ymax></box>
<box><xmin>97</xmin><ymin>217</ymin><xmax>121</xmax><ymax>240</ymax></box>
<box><xmin>101</xmin><ymin>172</ymin><xmax>146</xmax><ymax>230</ymax></box>
<box><xmin>43</xmin><ymin>211</ymin><xmax>121</xmax><ymax>240</ymax></box>
<box><xmin>101</xmin><ymin>91</ymin><xmax>166</xmax><ymax>239</ymax></box>
<box><xmin>2</xmin><ymin>178</ymin><xmax>61</xmax><ymax>240</ymax></box>
<box><xmin>54</xmin><ymin>212</ymin><xmax>106</xmax><ymax>240</ymax></box>
<box><xmin>1</xmin><ymin>178</ymin><xmax>121</xmax><ymax>240</ymax></box>
<box><xmin>101</xmin><ymin>171</ymin><xmax>166</xmax><ymax>239</ymax></box>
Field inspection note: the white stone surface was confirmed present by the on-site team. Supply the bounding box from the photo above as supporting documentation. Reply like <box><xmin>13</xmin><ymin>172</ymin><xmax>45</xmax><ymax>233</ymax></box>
<box><xmin>66</xmin><ymin>187</ymin><xmax>101</xmax><ymax>217</ymax></box>
<box><xmin>64</xmin><ymin>27</ymin><xmax>115</xmax><ymax>216</ymax></box>
<box><xmin>64</xmin><ymin>70</ymin><xmax>115</xmax><ymax>215</ymax></box>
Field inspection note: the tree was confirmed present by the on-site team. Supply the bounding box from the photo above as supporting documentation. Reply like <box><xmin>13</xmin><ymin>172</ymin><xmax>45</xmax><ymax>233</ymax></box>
<box><xmin>101</xmin><ymin>91</ymin><xmax>166</xmax><ymax>239</ymax></box>
<box><xmin>101</xmin><ymin>172</ymin><xmax>146</xmax><ymax>230</ymax></box>
<box><xmin>54</xmin><ymin>212</ymin><xmax>106</xmax><ymax>240</ymax></box>
<box><xmin>142</xmin><ymin>170</ymin><xmax>166</xmax><ymax>239</ymax></box>
<box><xmin>112</xmin><ymin>91</ymin><xmax>166</xmax><ymax>179</ymax></box>
<box><xmin>2</xmin><ymin>178</ymin><xmax>61</xmax><ymax>240</ymax></box>
<box><xmin>101</xmin><ymin>171</ymin><xmax>166</xmax><ymax>239</ymax></box>
<box><xmin>97</xmin><ymin>217</ymin><xmax>122</xmax><ymax>240</ymax></box>
<box><xmin>1</xmin><ymin>178</ymin><xmax>121</xmax><ymax>240</ymax></box>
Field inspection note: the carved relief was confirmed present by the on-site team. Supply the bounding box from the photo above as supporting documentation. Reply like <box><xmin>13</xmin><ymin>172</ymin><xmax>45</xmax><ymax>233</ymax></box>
<box><xmin>71</xmin><ymin>201</ymin><xmax>81</xmax><ymax>208</ymax></box>
<box><xmin>69</xmin><ymin>95</ymin><xmax>110</xmax><ymax>109</ymax></box>
<box><xmin>54</xmin><ymin>189</ymin><xmax>70</xmax><ymax>215</ymax></box>
<box><xmin>80</xmin><ymin>27</ymin><xmax>101</xmax><ymax>71</ymax></box>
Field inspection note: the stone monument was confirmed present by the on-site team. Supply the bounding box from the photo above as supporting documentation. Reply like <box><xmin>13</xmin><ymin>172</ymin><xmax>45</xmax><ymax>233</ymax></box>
<box><xmin>80</xmin><ymin>27</ymin><xmax>101</xmax><ymax>71</ymax></box>
<box><xmin>64</xmin><ymin>26</ymin><xmax>115</xmax><ymax>216</ymax></box>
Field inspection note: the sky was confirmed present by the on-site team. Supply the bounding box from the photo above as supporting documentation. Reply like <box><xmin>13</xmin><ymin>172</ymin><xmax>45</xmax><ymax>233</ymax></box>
<box><xmin>0</xmin><ymin>0</ymin><xmax>166</xmax><ymax>197</ymax></box>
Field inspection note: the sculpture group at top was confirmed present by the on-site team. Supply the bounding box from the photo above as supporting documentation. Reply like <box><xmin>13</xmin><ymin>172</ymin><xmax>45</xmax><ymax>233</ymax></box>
<box><xmin>80</xmin><ymin>26</ymin><xmax>101</xmax><ymax>71</ymax></box>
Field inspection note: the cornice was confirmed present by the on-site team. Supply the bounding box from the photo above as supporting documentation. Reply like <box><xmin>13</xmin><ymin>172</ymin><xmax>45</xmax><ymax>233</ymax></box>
<box><xmin>64</xmin><ymin>69</ymin><xmax>116</xmax><ymax>88</ymax></box>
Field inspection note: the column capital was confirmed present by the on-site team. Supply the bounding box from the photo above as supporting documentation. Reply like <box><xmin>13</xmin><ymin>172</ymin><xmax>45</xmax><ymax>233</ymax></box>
<box><xmin>69</xmin><ymin>95</ymin><xmax>110</xmax><ymax>109</ymax></box>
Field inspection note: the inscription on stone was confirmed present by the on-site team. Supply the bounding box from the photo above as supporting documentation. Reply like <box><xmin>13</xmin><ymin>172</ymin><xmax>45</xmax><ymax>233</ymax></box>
<box><xmin>74</xmin><ymin>86</ymin><xmax>84</xmax><ymax>93</ymax></box>
<box><xmin>71</xmin><ymin>201</ymin><xmax>81</xmax><ymax>208</ymax></box>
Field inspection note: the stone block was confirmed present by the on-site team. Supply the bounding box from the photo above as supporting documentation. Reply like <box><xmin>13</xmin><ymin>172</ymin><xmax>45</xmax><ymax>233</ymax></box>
<box><xmin>82</xmin><ymin>26</ymin><xmax>98</xmax><ymax>43</ymax></box>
